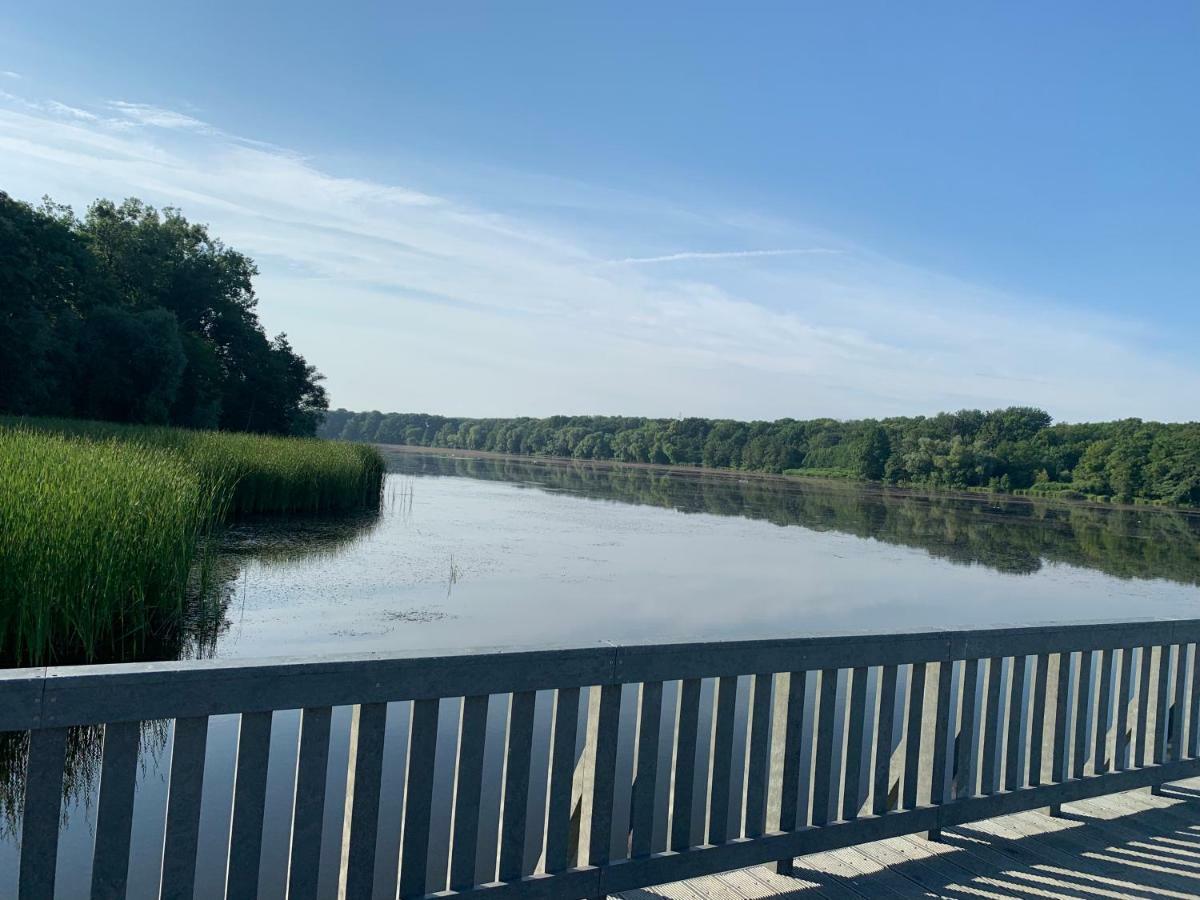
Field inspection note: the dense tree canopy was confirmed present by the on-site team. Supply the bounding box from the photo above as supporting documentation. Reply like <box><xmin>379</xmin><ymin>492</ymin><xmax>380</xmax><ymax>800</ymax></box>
<box><xmin>322</xmin><ymin>407</ymin><xmax>1200</xmax><ymax>507</ymax></box>
<box><xmin>0</xmin><ymin>192</ymin><xmax>327</xmax><ymax>435</ymax></box>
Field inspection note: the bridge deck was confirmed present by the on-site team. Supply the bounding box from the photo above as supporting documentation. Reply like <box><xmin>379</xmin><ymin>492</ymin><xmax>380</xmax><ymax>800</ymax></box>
<box><xmin>625</xmin><ymin>780</ymin><xmax>1200</xmax><ymax>900</ymax></box>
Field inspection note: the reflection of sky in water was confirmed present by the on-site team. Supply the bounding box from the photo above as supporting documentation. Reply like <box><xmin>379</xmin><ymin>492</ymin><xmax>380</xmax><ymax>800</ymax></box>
<box><xmin>209</xmin><ymin>455</ymin><xmax>1200</xmax><ymax>659</ymax></box>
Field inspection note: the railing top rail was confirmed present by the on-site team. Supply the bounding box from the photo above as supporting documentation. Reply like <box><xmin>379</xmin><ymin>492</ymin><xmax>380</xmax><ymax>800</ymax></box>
<box><xmin>3</xmin><ymin>616</ymin><xmax>1199</xmax><ymax>731</ymax></box>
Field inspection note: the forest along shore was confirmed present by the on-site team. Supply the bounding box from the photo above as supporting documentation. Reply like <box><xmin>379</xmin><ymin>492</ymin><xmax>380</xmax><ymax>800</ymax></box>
<box><xmin>324</xmin><ymin>405</ymin><xmax>1200</xmax><ymax>512</ymax></box>
<box><xmin>378</xmin><ymin>443</ymin><xmax>1200</xmax><ymax>518</ymax></box>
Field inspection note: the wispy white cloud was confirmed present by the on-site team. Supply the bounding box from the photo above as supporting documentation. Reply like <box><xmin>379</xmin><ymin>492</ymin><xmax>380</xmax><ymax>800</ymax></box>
<box><xmin>44</xmin><ymin>100</ymin><xmax>98</xmax><ymax>121</ymax></box>
<box><xmin>0</xmin><ymin>71</ymin><xmax>20</xmax><ymax>80</ymax></box>
<box><xmin>610</xmin><ymin>248</ymin><xmax>840</xmax><ymax>265</ymax></box>
<box><xmin>0</xmin><ymin>88</ymin><xmax>1193</xmax><ymax>422</ymax></box>
<box><xmin>107</xmin><ymin>100</ymin><xmax>214</xmax><ymax>132</ymax></box>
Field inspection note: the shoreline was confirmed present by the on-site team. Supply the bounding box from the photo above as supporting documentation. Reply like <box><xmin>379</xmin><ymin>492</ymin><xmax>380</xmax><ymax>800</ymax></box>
<box><xmin>374</xmin><ymin>443</ymin><xmax>1200</xmax><ymax>518</ymax></box>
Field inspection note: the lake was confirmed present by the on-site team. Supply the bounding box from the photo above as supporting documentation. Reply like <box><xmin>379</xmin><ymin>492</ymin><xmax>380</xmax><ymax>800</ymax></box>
<box><xmin>207</xmin><ymin>449</ymin><xmax>1200</xmax><ymax>659</ymax></box>
<box><xmin>5</xmin><ymin>449</ymin><xmax>1200</xmax><ymax>897</ymax></box>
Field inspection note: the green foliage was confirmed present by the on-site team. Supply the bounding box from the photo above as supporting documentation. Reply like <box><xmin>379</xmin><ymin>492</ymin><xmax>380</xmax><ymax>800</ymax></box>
<box><xmin>0</xmin><ymin>192</ymin><xmax>327</xmax><ymax>435</ymax></box>
<box><xmin>0</xmin><ymin>418</ymin><xmax>385</xmax><ymax>663</ymax></box>
<box><xmin>851</xmin><ymin>421</ymin><xmax>890</xmax><ymax>480</ymax></box>
<box><xmin>326</xmin><ymin>408</ymin><xmax>1200</xmax><ymax>508</ymax></box>
<box><xmin>0</xmin><ymin>429</ymin><xmax>214</xmax><ymax>664</ymax></box>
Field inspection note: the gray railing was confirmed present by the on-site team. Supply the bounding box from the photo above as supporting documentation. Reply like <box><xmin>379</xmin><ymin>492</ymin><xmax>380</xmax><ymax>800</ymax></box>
<box><xmin>4</xmin><ymin>618</ymin><xmax>1200</xmax><ymax>899</ymax></box>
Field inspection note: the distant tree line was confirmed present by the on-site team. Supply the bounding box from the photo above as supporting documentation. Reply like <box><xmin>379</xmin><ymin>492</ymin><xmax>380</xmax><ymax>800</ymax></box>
<box><xmin>1</xmin><ymin>192</ymin><xmax>327</xmax><ymax>435</ymax></box>
<box><xmin>321</xmin><ymin>407</ymin><xmax>1200</xmax><ymax>507</ymax></box>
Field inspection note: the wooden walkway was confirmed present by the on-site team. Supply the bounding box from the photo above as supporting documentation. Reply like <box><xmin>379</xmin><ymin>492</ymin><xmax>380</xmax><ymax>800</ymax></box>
<box><xmin>629</xmin><ymin>780</ymin><xmax>1200</xmax><ymax>900</ymax></box>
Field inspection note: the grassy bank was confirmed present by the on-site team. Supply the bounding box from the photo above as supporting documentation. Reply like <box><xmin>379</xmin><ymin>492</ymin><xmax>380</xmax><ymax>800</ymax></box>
<box><xmin>0</xmin><ymin>418</ymin><xmax>385</xmax><ymax>664</ymax></box>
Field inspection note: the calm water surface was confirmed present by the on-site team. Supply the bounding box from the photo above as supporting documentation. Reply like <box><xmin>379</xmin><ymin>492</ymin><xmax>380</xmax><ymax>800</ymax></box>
<box><xmin>213</xmin><ymin>450</ymin><xmax>1200</xmax><ymax>657</ymax></box>
<box><xmin>7</xmin><ymin>450</ymin><xmax>1200</xmax><ymax>897</ymax></box>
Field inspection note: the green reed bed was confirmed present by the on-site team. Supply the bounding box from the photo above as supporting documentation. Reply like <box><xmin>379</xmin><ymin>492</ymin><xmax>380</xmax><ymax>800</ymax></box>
<box><xmin>10</xmin><ymin>418</ymin><xmax>386</xmax><ymax>517</ymax></box>
<box><xmin>0</xmin><ymin>419</ymin><xmax>385</xmax><ymax>664</ymax></box>
<box><xmin>0</xmin><ymin>430</ymin><xmax>218</xmax><ymax>663</ymax></box>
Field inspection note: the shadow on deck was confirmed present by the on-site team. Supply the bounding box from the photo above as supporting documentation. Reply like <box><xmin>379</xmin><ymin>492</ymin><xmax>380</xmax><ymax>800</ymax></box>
<box><xmin>625</xmin><ymin>781</ymin><xmax>1200</xmax><ymax>900</ymax></box>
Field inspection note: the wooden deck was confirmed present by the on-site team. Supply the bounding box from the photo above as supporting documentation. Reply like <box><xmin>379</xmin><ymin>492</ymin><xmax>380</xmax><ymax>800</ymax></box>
<box><xmin>627</xmin><ymin>780</ymin><xmax>1200</xmax><ymax>900</ymax></box>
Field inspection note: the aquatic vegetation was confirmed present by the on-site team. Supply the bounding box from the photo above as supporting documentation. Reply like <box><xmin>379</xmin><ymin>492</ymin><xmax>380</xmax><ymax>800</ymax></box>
<box><xmin>5</xmin><ymin>417</ymin><xmax>386</xmax><ymax>516</ymax></box>
<box><xmin>0</xmin><ymin>418</ymin><xmax>385</xmax><ymax>664</ymax></box>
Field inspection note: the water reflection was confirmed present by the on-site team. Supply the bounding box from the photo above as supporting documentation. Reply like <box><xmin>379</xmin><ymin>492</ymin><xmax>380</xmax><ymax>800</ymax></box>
<box><xmin>389</xmin><ymin>451</ymin><xmax>1200</xmax><ymax>586</ymax></box>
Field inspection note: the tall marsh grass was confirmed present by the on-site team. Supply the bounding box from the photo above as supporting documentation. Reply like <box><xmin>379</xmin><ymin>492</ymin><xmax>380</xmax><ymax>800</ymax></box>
<box><xmin>0</xmin><ymin>418</ymin><xmax>385</xmax><ymax>664</ymax></box>
<box><xmin>8</xmin><ymin>418</ymin><xmax>386</xmax><ymax>516</ymax></box>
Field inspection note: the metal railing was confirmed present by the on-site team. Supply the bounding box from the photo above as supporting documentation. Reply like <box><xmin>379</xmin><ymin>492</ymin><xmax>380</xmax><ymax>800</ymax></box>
<box><xmin>4</xmin><ymin>618</ymin><xmax>1200</xmax><ymax>899</ymax></box>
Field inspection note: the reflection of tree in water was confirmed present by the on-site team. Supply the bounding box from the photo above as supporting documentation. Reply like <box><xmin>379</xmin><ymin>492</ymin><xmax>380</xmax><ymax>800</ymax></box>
<box><xmin>0</xmin><ymin>720</ymin><xmax>173</xmax><ymax>843</ymax></box>
<box><xmin>0</xmin><ymin>508</ymin><xmax>380</xmax><ymax>836</ymax></box>
<box><xmin>392</xmin><ymin>453</ymin><xmax>1200</xmax><ymax>586</ymax></box>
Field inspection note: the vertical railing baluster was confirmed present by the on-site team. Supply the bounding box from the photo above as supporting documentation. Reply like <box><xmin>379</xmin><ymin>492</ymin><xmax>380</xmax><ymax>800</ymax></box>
<box><xmin>19</xmin><ymin>727</ymin><xmax>67</xmax><ymax>900</ymax></box>
<box><xmin>544</xmin><ymin>687</ymin><xmax>579</xmax><ymax>874</ymax></box>
<box><xmin>288</xmin><ymin>706</ymin><xmax>332</xmax><ymax>900</ymax></box>
<box><xmin>451</xmin><ymin>695</ymin><xmax>490</xmax><ymax>890</ymax></box>
<box><xmin>1052</xmin><ymin>653</ymin><xmax>1071</xmax><ymax>784</ymax></box>
<box><xmin>671</xmin><ymin>678</ymin><xmax>701</xmax><ymax>852</ymax></box>
<box><xmin>91</xmin><ymin>720</ymin><xmax>141</xmax><ymax>900</ymax></box>
<box><xmin>399</xmin><ymin>699</ymin><xmax>439</xmax><ymax>899</ymax></box>
<box><xmin>957</xmin><ymin>658</ymin><xmax>979</xmax><ymax>798</ymax></box>
<box><xmin>1028</xmin><ymin>653</ymin><xmax>1050</xmax><ymax>787</ymax></box>
<box><xmin>1072</xmin><ymin>652</ymin><xmax>1091</xmax><ymax>779</ymax></box>
<box><xmin>161</xmin><ymin>716</ymin><xmax>209</xmax><ymax>900</ymax></box>
<box><xmin>226</xmin><ymin>711</ymin><xmax>273</xmax><ymax>900</ymax></box>
<box><xmin>588</xmin><ymin>684</ymin><xmax>622</xmax><ymax>867</ymax></box>
<box><xmin>811</xmin><ymin>668</ymin><xmax>839</xmax><ymax>827</ymax></box>
<box><xmin>707</xmin><ymin>676</ymin><xmax>737</xmax><ymax>845</ymax></box>
<box><xmin>873</xmin><ymin>665</ymin><xmax>898</xmax><ymax>815</ymax></box>
<box><xmin>775</xmin><ymin>670</ymin><xmax>807</xmax><ymax>877</ymax></box>
<box><xmin>1115</xmin><ymin>648</ymin><xmax>1133</xmax><ymax>771</ymax></box>
<box><xmin>930</xmin><ymin>661</ymin><xmax>953</xmax><ymax>808</ymax></box>
<box><xmin>776</xmin><ymin>669</ymin><xmax>807</xmax><ymax>835</ymax></box>
<box><xmin>1171</xmin><ymin>644</ymin><xmax>1187</xmax><ymax>761</ymax></box>
<box><xmin>902</xmin><ymin>663</ymin><xmax>926</xmax><ymax>810</ymax></box>
<box><xmin>1094</xmin><ymin>651</ymin><xmax>1113</xmax><ymax>774</ymax></box>
<box><xmin>341</xmin><ymin>702</ymin><xmax>388</xmax><ymax>898</ymax></box>
<box><xmin>500</xmin><ymin>691</ymin><xmax>536</xmax><ymax>882</ymax></box>
<box><xmin>744</xmin><ymin>673</ymin><xmax>772</xmax><ymax>837</ymax></box>
<box><xmin>1004</xmin><ymin>655</ymin><xmax>1027</xmax><ymax>791</ymax></box>
<box><xmin>1136</xmin><ymin>646</ymin><xmax>1152</xmax><ymax>767</ymax></box>
<box><xmin>980</xmin><ymin>657</ymin><xmax>1003</xmax><ymax>796</ymax></box>
<box><xmin>1135</xmin><ymin>646</ymin><xmax>1152</xmax><ymax>767</ymax></box>
<box><xmin>842</xmin><ymin>666</ymin><xmax>869</xmax><ymax>820</ymax></box>
<box><xmin>1154</xmin><ymin>646</ymin><xmax>1172</xmax><ymax>766</ymax></box>
<box><xmin>1190</xmin><ymin>645</ymin><xmax>1200</xmax><ymax>758</ymax></box>
<box><xmin>631</xmin><ymin>681</ymin><xmax>663</xmax><ymax>857</ymax></box>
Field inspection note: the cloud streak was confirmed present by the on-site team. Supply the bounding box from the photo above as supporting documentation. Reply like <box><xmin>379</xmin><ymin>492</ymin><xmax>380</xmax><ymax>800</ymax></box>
<box><xmin>0</xmin><ymin>87</ymin><xmax>1193</xmax><ymax>423</ymax></box>
<box><xmin>107</xmin><ymin>100</ymin><xmax>216</xmax><ymax>133</ymax></box>
<box><xmin>610</xmin><ymin>248</ymin><xmax>840</xmax><ymax>265</ymax></box>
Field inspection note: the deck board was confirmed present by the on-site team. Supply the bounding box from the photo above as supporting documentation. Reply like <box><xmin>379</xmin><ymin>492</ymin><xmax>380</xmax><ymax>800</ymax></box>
<box><xmin>618</xmin><ymin>777</ymin><xmax>1200</xmax><ymax>900</ymax></box>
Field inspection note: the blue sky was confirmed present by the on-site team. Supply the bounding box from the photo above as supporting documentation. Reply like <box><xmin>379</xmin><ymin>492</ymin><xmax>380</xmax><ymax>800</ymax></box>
<box><xmin>2</xmin><ymin>3</ymin><xmax>1198</xmax><ymax>421</ymax></box>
